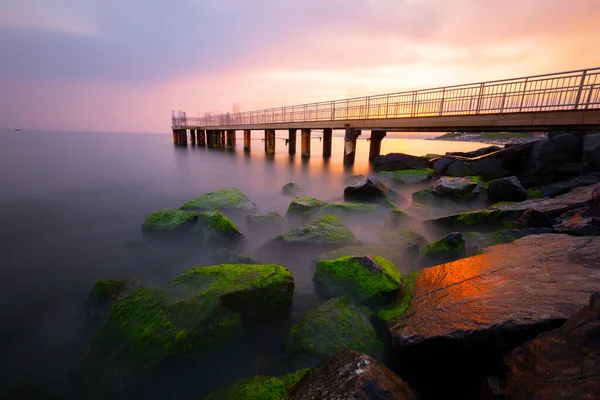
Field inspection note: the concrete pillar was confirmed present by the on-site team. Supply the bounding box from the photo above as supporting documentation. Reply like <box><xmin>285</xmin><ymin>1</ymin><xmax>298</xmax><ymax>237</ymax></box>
<box><xmin>369</xmin><ymin>130</ymin><xmax>387</xmax><ymax>162</ymax></box>
<box><xmin>172</xmin><ymin>129</ymin><xmax>177</xmax><ymax>145</ymax></box>
<box><xmin>265</xmin><ymin>129</ymin><xmax>276</xmax><ymax>154</ymax></box>
<box><xmin>179</xmin><ymin>129</ymin><xmax>188</xmax><ymax>146</ymax></box>
<box><xmin>190</xmin><ymin>129</ymin><xmax>196</xmax><ymax>145</ymax></box>
<box><xmin>301</xmin><ymin>128</ymin><xmax>311</xmax><ymax>158</ymax></box>
<box><xmin>226</xmin><ymin>130</ymin><xmax>235</xmax><ymax>149</ymax></box>
<box><xmin>244</xmin><ymin>130</ymin><xmax>251</xmax><ymax>152</ymax></box>
<box><xmin>343</xmin><ymin>124</ymin><xmax>361</xmax><ymax>165</ymax></box>
<box><xmin>323</xmin><ymin>128</ymin><xmax>333</xmax><ymax>157</ymax></box>
<box><xmin>288</xmin><ymin>129</ymin><xmax>297</xmax><ymax>154</ymax></box>
<box><xmin>211</xmin><ymin>130</ymin><xmax>219</xmax><ymax>148</ymax></box>
<box><xmin>198</xmin><ymin>130</ymin><xmax>206</xmax><ymax>147</ymax></box>
<box><xmin>218</xmin><ymin>130</ymin><xmax>224</xmax><ymax>148</ymax></box>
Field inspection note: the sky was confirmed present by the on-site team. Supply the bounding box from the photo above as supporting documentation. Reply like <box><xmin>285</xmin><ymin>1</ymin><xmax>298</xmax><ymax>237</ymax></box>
<box><xmin>1</xmin><ymin>0</ymin><xmax>599</xmax><ymax>133</ymax></box>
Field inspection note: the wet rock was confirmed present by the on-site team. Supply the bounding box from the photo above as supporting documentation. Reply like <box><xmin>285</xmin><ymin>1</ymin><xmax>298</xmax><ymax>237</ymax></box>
<box><xmin>445</xmin><ymin>159</ymin><xmax>470</xmax><ymax>176</ymax></box>
<box><xmin>314</xmin><ymin>256</ymin><xmax>402</xmax><ymax>305</ymax></box>
<box><xmin>424</xmin><ymin>208</ymin><xmax>514</xmax><ymax>233</ymax></box>
<box><xmin>84</xmin><ymin>278</ymin><xmax>141</xmax><ymax>318</ymax></box>
<box><xmin>390</xmin><ymin>234</ymin><xmax>600</xmax><ymax>399</ymax></box>
<box><xmin>447</xmin><ymin>146</ymin><xmax>502</xmax><ymax>158</ymax></box>
<box><xmin>180</xmin><ymin>188</ymin><xmax>257</xmax><ymax>213</ymax></box>
<box><xmin>411</xmin><ymin>189</ymin><xmax>436</xmax><ymax>206</ymax></box>
<box><xmin>345</xmin><ymin>174</ymin><xmax>366</xmax><ymax>184</ymax></box>
<box><xmin>419</xmin><ymin>232</ymin><xmax>466</xmax><ymax>266</ymax></box>
<box><xmin>286</xmin><ymin>197</ymin><xmax>327</xmax><ymax>215</ymax></box>
<box><xmin>487</xmin><ymin>176</ymin><xmax>527</xmax><ymax>203</ymax></box>
<box><xmin>432</xmin><ymin>176</ymin><xmax>481</xmax><ymax>200</ymax></box>
<box><xmin>433</xmin><ymin>156</ymin><xmax>455</xmax><ymax>175</ymax></box>
<box><xmin>80</xmin><ymin>264</ymin><xmax>294</xmax><ymax>389</ymax></box>
<box><xmin>373</xmin><ymin>152</ymin><xmax>430</xmax><ymax>171</ymax></box>
<box><xmin>517</xmin><ymin>208</ymin><xmax>554</xmax><ymax>229</ymax></box>
<box><xmin>504</xmin><ymin>291</ymin><xmax>600</xmax><ymax>400</ymax></box>
<box><xmin>344</xmin><ymin>176</ymin><xmax>405</xmax><ymax>203</ymax></box>
<box><xmin>141</xmin><ymin>209</ymin><xmax>198</xmax><ymax>236</ymax></box>
<box><xmin>386</xmin><ymin>207</ymin><xmax>418</xmax><ymax>228</ymax></box>
<box><xmin>287</xmin><ymin>296</ymin><xmax>383</xmax><ymax>357</ymax></box>
<box><xmin>553</xmin><ymin>207</ymin><xmax>600</xmax><ymax>236</ymax></box>
<box><xmin>315</xmin><ymin>246</ymin><xmax>403</xmax><ymax>266</ymax></box>
<box><xmin>469</xmin><ymin>157</ymin><xmax>512</xmax><ymax>179</ymax></box>
<box><xmin>288</xmin><ymin>350</ymin><xmax>418</xmax><ymax>400</ymax></box>
<box><xmin>281</xmin><ymin>182</ymin><xmax>302</xmax><ymax>196</ymax></box>
<box><xmin>583</xmin><ymin>133</ymin><xmax>600</xmax><ymax>171</ymax></box>
<box><xmin>197</xmin><ymin>210</ymin><xmax>244</xmax><ymax>243</ymax></box>
<box><xmin>320</xmin><ymin>202</ymin><xmax>377</xmax><ymax>216</ymax></box>
<box><xmin>245</xmin><ymin>212</ymin><xmax>284</xmax><ymax>227</ymax></box>
<box><xmin>463</xmin><ymin>228</ymin><xmax>554</xmax><ymax>255</ymax></box>
<box><xmin>378</xmin><ymin>169</ymin><xmax>434</xmax><ymax>185</ymax></box>
<box><xmin>540</xmin><ymin>171</ymin><xmax>600</xmax><ymax>197</ymax></box>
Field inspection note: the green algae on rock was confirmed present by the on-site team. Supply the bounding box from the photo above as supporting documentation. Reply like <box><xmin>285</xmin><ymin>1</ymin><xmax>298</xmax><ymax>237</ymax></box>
<box><xmin>315</xmin><ymin>246</ymin><xmax>402</xmax><ymax>265</ymax></box>
<box><xmin>420</xmin><ymin>232</ymin><xmax>466</xmax><ymax>266</ymax></box>
<box><xmin>180</xmin><ymin>188</ymin><xmax>256</xmax><ymax>212</ymax></box>
<box><xmin>82</xmin><ymin>264</ymin><xmax>294</xmax><ymax>387</ymax></box>
<box><xmin>286</xmin><ymin>197</ymin><xmax>327</xmax><ymax>215</ymax></box>
<box><xmin>381</xmin><ymin>229</ymin><xmax>428</xmax><ymax>251</ymax></box>
<box><xmin>375</xmin><ymin>271</ymin><xmax>419</xmax><ymax>324</ymax></box>
<box><xmin>287</xmin><ymin>296</ymin><xmax>383</xmax><ymax>357</ymax></box>
<box><xmin>262</xmin><ymin>215</ymin><xmax>360</xmax><ymax>250</ymax></box>
<box><xmin>314</xmin><ymin>256</ymin><xmax>402</xmax><ymax>305</ymax></box>
<box><xmin>141</xmin><ymin>209</ymin><xmax>197</xmax><ymax>235</ymax></box>
<box><xmin>320</xmin><ymin>202</ymin><xmax>377</xmax><ymax>216</ymax></box>
<box><xmin>197</xmin><ymin>210</ymin><xmax>243</xmax><ymax>243</ymax></box>
<box><xmin>246</xmin><ymin>212</ymin><xmax>284</xmax><ymax>227</ymax></box>
<box><xmin>378</xmin><ymin>168</ymin><xmax>434</xmax><ymax>185</ymax></box>
<box><xmin>281</xmin><ymin>182</ymin><xmax>302</xmax><ymax>196</ymax></box>
<box><xmin>412</xmin><ymin>189</ymin><xmax>436</xmax><ymax>206</ymax></box>
<box><xmin>85</xmin><ymin>278</ymin><xmax>141</xmax><ymax>318</ymax></box>
<box><xmin>424</xmin><ymin>208</ymin><xmax>516</xmax><ymax>232</ymax></box>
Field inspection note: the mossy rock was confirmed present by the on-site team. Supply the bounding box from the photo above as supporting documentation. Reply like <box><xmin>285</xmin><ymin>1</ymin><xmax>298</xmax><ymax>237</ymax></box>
<box><xmin>386</xmin><ymin>207</ymin><xmax>418</xmax><ymax>228</ymax></box>
<box><xmin>216</xmin><ymin>249</ymin><xmax>260</xmax><ymax>264</ymax></box>
<box><xmin>203</xmin><ymin>368</ymin><xmax>312</xmax><ymax>400</ymax></box>
<box><xmin>262</xmin><ymin>215</ymin><xmax>360</xmax><ymax>250</ymax></box>
<box><xmin>197</xmin><ymin>210</ymin><xmax>243</xmax><ymax>243</ymax></box>
<box><xmin>420</xmin><ymin>232</ymin><xmax>466</xmax><ymax>266</ymax></box>
<box><xmin>82</xmin><ymin>264</ymin><xmax>294</xmax><ymax>387</ymax></box>
<box><xmin>314</xmin><ymin>256</ymin><xmax>402</xmax><ymax>305</ymax></box>
<box><xmin>281</xmin><ymin>182</ymin><xmax>302</xmax><ymax>196</ymax></box>
<box><xmin>412</xmin><ymin>189</ymin><xmax>436</xmax><ymax>206</ymax></box>
<box><xmin>287</xmin><ymin>197</ymin><xmax>327</xmax><ymax>215</ymax></box>
<box><xmin>246</xmin><ymin>212</ymin><xmax>284</xmax><ymax>227</ymax></box>
<box><xmin>180</xmin><ymin>188</ymin><xmax>256</xmax><ymax>212</ymax></box>
<box><xmin>378</xmin><ymin>168</ymin><xmax>434</xmax><ymax>185</ymax></box>
<box><xmin>431</xmin><ymin>176</ymin><xmax>486</xmax><ymax>200</ymax></box>
<box><xmin>141</xmin><ymin>209</ymin><xmax>197</xmax><ymax>235</ymax></box>
<box><xmin>320</xmin><ymin>202</ymin><xmax>377</xmax><ymax>216</ymax></box>
<box><xmin>375</xmin><ymin>271</ymin><xmax>419</xmax><ymax>324</ymax></box>
<box><xmin>287</xmin><ymin>296</ymin><xmax>383</xmax><ymax>357</ymax></box>
<box><xmin>381</xmin><ymin>229</ymin><xmax>428</xmax><ymax>250</ymax></box>
<box><xmin>315</xmin><ymin>246</ymin><xmax>402</xmax><ymax>265</ymax></box>
<box><xmin>423</xmin><ymin>209</ymin><xmax>517</xmax><ymax>232</ymax></box>
<box><xmin>527</xmin><ymin>188</ymin><xmax>543</xmax><ymax>199</ymax></box>
<box><xmin>85</xmin><ymin>278</ymin><xmax>141</xmax><ymax>318</ymax></box>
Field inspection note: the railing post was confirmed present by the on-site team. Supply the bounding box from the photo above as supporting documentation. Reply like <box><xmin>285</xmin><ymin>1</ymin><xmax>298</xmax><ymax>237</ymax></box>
<box><xmin>475</xmin><ymin>83</ymin><xmax>485</xmax><ymax>114</ymax></box>
<box><xmin>385</xmin><ymin>94</ymin><xmax>390</xmax><ymax>118</ymax></box>
<box><xmin>411</xmin><ymin>91</ymin><xmax>416</xmax><ymax>117</ymax></box>
<box><xmin>584</xmin><ymin>83</ymin><xmax>595</xmax><ymax>109</ymax></box>
<box><xmin>519</xmin><ymin>78</ymin><xmax>529</xmax><ymax>112</ymax></box>
<box><xmin>331</xmin><ymin>101</ymin><xmax>335</xmax><ymax>121</ymax></box>
<box><xmin>439</xmin><ymin>88</ymin><xmax>445</xmax><ymax>116</ymax></box>
<box><xmin>574</xmin><ymin>70</ymin><xmax>588</xmax><ymax>110</ymax></box>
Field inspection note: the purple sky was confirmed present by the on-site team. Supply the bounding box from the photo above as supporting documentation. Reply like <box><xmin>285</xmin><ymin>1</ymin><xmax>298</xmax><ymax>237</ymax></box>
<box><xmin>1</xmin><ymin>0</ymin><xmax>600</xmax><ymax>133</ymax></box>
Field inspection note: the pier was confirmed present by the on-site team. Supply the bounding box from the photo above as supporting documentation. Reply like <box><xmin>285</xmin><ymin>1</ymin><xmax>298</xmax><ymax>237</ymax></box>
<box><xmin>172</xmin><ymin>67</ymin><xmax>600</xmax><ymax>164</ymax></box>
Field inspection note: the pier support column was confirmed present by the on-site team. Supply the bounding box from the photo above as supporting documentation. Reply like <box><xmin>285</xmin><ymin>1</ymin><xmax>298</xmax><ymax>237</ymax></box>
<box><xmin>172</xmin><ymin>129</ymin><xmax>177</xmax><ymax>145</ymax></box>
<box><xmin>190</xmin><ymin>129</ymin><xmax>196</xmax><ymax>145</ymax></box>
<box><xmin>369</xmin><ymin>130</ymin><xmax>386</xmax><ymax>162</ymax></box>
<box><xmin>198</xmin><ymin>130</ymin><xmax>206</xmax><ymax>147</ymax></box>
<box><xmin>218</xmin><ymin>130</ymin><xmax>224</xmax><ymax>148</ymax></box>
<box><xmin>323</xmin><ymin>128</ymin><xmax>333</xmax><ymax>157</ymax></box>
<box><xmin>343</xmin><ymin>124</ymin><xmax>361</xmax><ymax>165</ymax></box>
<box><xmin>265</xmin><ymin>129</ymin><xmax>276</xmax><ymax>154</ymax></box>
<box><xmin>179</xmin><ymin>129</ymin><xmax>188</xmax><ymax>146</ymax></box>
<box><xmin>226</xmin><ymin>130</ymin><xmax>235</xmax><ymax>149</ymax></box>
<box><xmin>244</xmin><ymin>130</ymin><xmax>251</xmax><ymax>152</ymax></box>
<box><xmin>288</xmin><ymin>129</ymin><xmax>297</xmax><ymax>154</ymax></box>
<box><xmin>301</xmin><ymin>129</ymin><xmax>311</xmax><ymax>158</ymax></box>
<box><xmin>211</xmin><ymin>131</ymin><xmax>219</xmax><ymax>148</ymax></box>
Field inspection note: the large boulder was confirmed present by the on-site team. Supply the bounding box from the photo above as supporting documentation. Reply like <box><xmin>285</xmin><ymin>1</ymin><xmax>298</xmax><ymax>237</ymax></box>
<box><xmin>553</xmin><ymin>207</ymin><xmax>600</xmax><ymax>236</ymax></box>
<box><xmin>424</xmin><ymin>208</ymin><xmax>514</xmax><ymax>233</ymax></box>
<box><xmin>390</xmin><ymin>234</ymin><xmax>600</xmax><ymax>399</ymax></box>
<box><xmin>288</xmin><ymin>350</ymin><xmax>418</xmax><ymax>400</ymax></box>
<box><xmin>516</xmin><ymin>208</ymin><xmax>554</xmax><ymax>229</ymax></box>
<box><xmin>381</xmin><ymin>229</ymin><xmax>428</xmax><ymax>252</ymax></box>
<box><xmin>196</xmin><ymin>210</ymin><xmax>244</xmax><ymax>243</ymax></box>
<box><xmin>344</xmin><ymin>176</ymin><xmax>405</xmax><ymax>203</ymax></box>
<box><xmin>504</xmin><ymin>292</ymin><xmax>600</xmax><ymax>400</ymax></box>
<box><xmin>419</xmin><ymin>232</ymin><xmax>466</xmax><ymax>266</ymax></box>
<box><xmin>84</xmin><ymin>278</ymin><xmax>141</xmax><ymax>318</ymax></box>
<box><xmin>431</xmin><ymin>176</ymin><xmax>482</xmax><ymax>200</ymax></box>
<box><xmin>314</xmin><ymin>256</ymin><xmax>402</xmax><ymax>305</ymax></box>
<box><xmin>540</xmin><ymin>171</ymin><xmax>600</xmax><ymax>197</ymax></box>
<box><xmin>287</xmin><ymin>296</ymin><xmax>383</xmax><ymax>358</ymax></box>
<box><xmin>463</xmin><ymin>228</ymin><xmax>554</xmax><ymax>255</ymax></box>
<box><xmin>447</xmin><ymin>146</ymin><xmax>501</xmax><ymax>158</ymax></box>
<box><xmin>433</xmin><ymin>156</ymin><xmax>455</xmax><ymax>175</ymax></box>
<box><xmin>245</xmin><ymin>212</ymin><xmax>284</xmax><ymax>227</ymax></box>
<box><xmin>320</xmin><ymin>202</ymin><xmax>377</xmax><ymax>216</ymax></box>
<box><xmin>373</xmin><ymin>152</ymin><xmax>430</xmax><ymax>171</ymax></box>
<box><xmin>80</xmin><ymin>264</ymin><xmax>294</xmax><ymax>389</ymax></box>
<box><xmin>519</xmin><ymin>133</ymin><xmax>582</xmax><ymax>185</ymax></box>
<box><xmin>286</xmin><ymin>197</ymin><xmax>327</xmax><ymax>215</ymax></box>
<box><xmin>377</xmin><ymin>168</ymin><xmax>434</xmax><ymax>185</ymax></box>
<box><xmin>582</xmin><ymin>133</ymin><xmax>600</xmax><ymax>171</ymax></box>
<box><xmin>281</xmin><ymin>182</ymin><xmax>302</xmax><ymax>196</ymax></box>
<box><xmin>315</xmin><ymin>246</ymin><xmax>403</xmax><ymax>266</ymax></box>
<box><xmin>180</xmin><ymin>188</ymin><xmax>257</xmax><ymax>212</ymax></box>
<box><xmin>141</xmin><ymin>209</ymin><xmax>198</xmax><ymax>236</ymax></box>
<box><xmin>469</xmin><ymin>157</ymin><xmax>512</xmax><ymax>179</ymax></box>
<box><xmin>487</xmin><ymin>176</ymin><xmax>527</xmax><ymax>203</ymax></box>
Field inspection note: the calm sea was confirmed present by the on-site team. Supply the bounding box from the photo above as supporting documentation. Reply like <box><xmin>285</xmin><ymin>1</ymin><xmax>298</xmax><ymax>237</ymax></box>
<box><xmin>0</xmin><ymin>129</ymin><xmax>485</xmax><ymax>398</ymax></box>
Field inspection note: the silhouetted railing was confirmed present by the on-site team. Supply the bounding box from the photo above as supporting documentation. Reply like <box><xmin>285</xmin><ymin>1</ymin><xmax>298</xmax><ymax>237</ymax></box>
<box><xmin>174</xmin><ymin>67</ymin><xmax>600</xmax><ymax>128</ymax></box>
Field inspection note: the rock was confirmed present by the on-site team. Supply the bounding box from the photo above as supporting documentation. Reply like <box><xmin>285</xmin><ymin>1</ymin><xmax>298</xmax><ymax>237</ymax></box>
<box><xmin>344</xmin><ymin>176</ymin><xmax>405</xmax><ymax>203</ymax></box>
<box><xmin>386</xmin><ymin>208</ymin><xmax>418</xmax><ymax>228</ymax></box>
<box><xmin>286</xmin><ymin>197</ymin><xmax>327</xmax><ymax>215</ymax></box>
<box><xmin>469</xmin><ymin>157</ymin><xmax>511</xmax><ymax>179</ymax></box>
<box><xmin>540</xmin><ymin>171</ymin><xmax>600</xmax><ymax>197</ymax></box>
<box><xmin>287</xmin><ymin>296</ymin><xmax>383</xmax><ymax>357</ymax></box>
<box><xmin>314</xmin><ymin>256</ymin><xmax>402</xmax><ymax>305</ymax></box>
<box><xmin>447</xmin><ymin>146</ymin><xmax>502</xmax><ymax>158</ymax></box>
<box><xmin>84</xmin><ymin>278</ymin><xmax>141</xmax><ymax>318</ymax></box>
<box><xmin>320</xmin><ymin>202</ymin><xmax>377</xmax><ymax>216</ymax></box>
<box><xmin>81</xmin><ymin>264</ymin><xmax>294</xmax><ymax>389</ymax></box>
<box><xmin>245</xmin><ymin>212</ymin><xmax>284</xmax><ymax>227</ymax></box>
<box><xmin>315</xmin><ymin>246</ymin><xmax>403</xmax><ymax>266</ymax></box>
<box><xmin>0</xmin><ymin>383</ymin><xmax>58</xmax><ymax>400</ymax></box>
<box><xmin>203</xmin><ymin>368</ymin><xmax>312</xmax><ymax>400</ymax></box>
<box><xmin>487</xmin><ymin>176</ymin><xmax>527</xmax><ymax>203</ymax></box>
<box><xmin>411</xmin><ymin>189</ymin><xmax>436</xmax><ymax>206</ymax></box>
<box><xmin>373</xmin><ymin>152</ymin><xmax>430</xmax><ymax>171</ymax></box>
<box><xmin>281</xmin><ymin>182</ymin><xmax>302</xmax><ymax>196</ymax></box>
<box><xmin>180</xmin><ymin>188</ymin><xmax>257</xmax><ymax>213</ymax></box>
<box><xmin>141</xmin><ymin>209</ymin><xmax>198</xmax><ymax>236</ymax></box>
<box><xmin>516</xmin><ymin>208</ymin><xmax>554</xmax><ymax>229</ymax></box>
<box><xmin>288</xmin><ymin>350</ymin><xmax>418</xmax><ymax>400</ymax></box>
<box><xmin>433</xmin><ymin>156</ymin><xmax>455</xmax><ymax>175</ymax></box>
<box><xmin>464</xmin><ymin>228</ymin><xmax>554</xmax><ymax>255</ymax></box>
<box><xmin>197</xmin><ymin>210</ymin><xmax>244</xmax><ymax>243</ymax></box>
<box><xmin>390</xmin><ymin>234</ymin><xmax>600</xmax><ymax>399</ymax></box>
<box><xmin>424</xmin><ymin>208</ymin><xmax>513</xmax><ymax>232</ymax></box>
<box><xmin>520</xmin><ymin>133</ymin><xmax>582</xmax><ymax>185</ymax></box>
<box><xmin>478</xmin><ymin>376</ymin><xmax>506</xmax><ymax>400</ymax></box>
<box><xmin>553</xmin><ymin>207</ymin><xmax>600</xmax><ymax>236</ymax></box>
<box><xmin>445</xmin><ymin>159</ymin><xmax>470</xmax><ymax>176</ymax></box>
<box><xmin>381</xmin><ymin>229</ymin><xmax>428</xmax><ymax>251</ymax></box>
<box><xmin>583</xmin><ymin>133</ymin><xmax>600</xmax><ymax>171</ymax></box>
<box><xmin>345</xmin><ymin>174</ymin><xmax>366</xmax><ymax>184</ymax></box>
<box><xmin>261</xmin><ymin>215</ymin><xmax>360</xmax><ymax>251</ymax></box>
<box><xmin>377</xmin><ymin>168</ymin><xmax>434</xmax><ymax>185</ymax></box>
<box><xmin>216</xmin><ymin>248</ymin><xmax>260</xmax><ymax>264</ymax></box>
<box><xmin>504</xmin><ymin>292</ymin><xmax>600</xmax><ymax>400</ymax></box>
<box><xmin>419</xmin><ymin>232</ymin><xmax>466</xmax><ymax>266</ymax></box>
<box><xmin>431</xmin><ymin>177</ymin><xmax>481</xmax><ymax>200</ymax></box>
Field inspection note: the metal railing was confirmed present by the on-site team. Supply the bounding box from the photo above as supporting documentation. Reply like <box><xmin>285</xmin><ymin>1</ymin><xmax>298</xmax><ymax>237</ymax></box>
<box><xmin>175</xmin><ymin>67</ymin><xmax>600</xmax><ymax>128</ymax></box>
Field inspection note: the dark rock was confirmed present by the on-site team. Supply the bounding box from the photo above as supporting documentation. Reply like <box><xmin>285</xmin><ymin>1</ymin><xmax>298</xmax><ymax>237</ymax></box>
<box><xmin>373</xmin><ymin>152</ymin><xmax>430</xmax><ymax>171</ymax></box>
<box><xmin>246</xmin><ymin>211</ymin><xmax>284</xmax><ymax>227</ymax></box>
<box><xmin>447</xmin><ymin>146</ymin><xmax>502</xmax><ymax>158</ymax></box>
<box><xmin>344</xmin><ymin>175</ymin><xmax>405</xmax><ymax>203</ymax></box>
<box><xmin>433</xmin><ymin>156</ymin><xmax>455</xmax><ymax>175</ymax></box>
<box><xmin>445</xmin><ymin>159</ymin><xmax>470</xmax><ymax>176</ymax></box>
<box><xmin>478</xmin><ymin>376</ymin><xmax>506</xmax><ymax>400</ymax></box>
<box><xmin>517</xmin><ymin>208</ymin><xmax>554</xmax><ymax>229</ymax></box>
<box><xmin>377</xmin><ymin>169</ymin><xmax>434</xmax><ymax>185</ymax></box>
<box><xmin>424</xmin><ymin>208</ymin><xmax>516</xmax><ymax>233</ymax></box>
<box><xmin>553</xmin><ymin>207</ymin><xmax>600</xmax><ymax>236</ymax></box>
<box><xmin>431</xmin><ymin>177</ymin><xmax>479</xmax><ymax>199</ymax></box>
<box><xmin>216</xmin><ymin>248</ymin><xmax>260</xmax><ymax>264</ymax></box>
<box><xmin>419</xmin><ymin>232</ymin><xmax>466</xmax><ymax>266</ymax></box>
<box><xmin>411</xmin><ymin>189</ymin><xmax>436</xmax><ymax>206</ymax></box>
<box><xmin>540</xmin><ymin>172</ymin><xmax>600</xmax><ymax>197</ymax></box>
<box><xmin>345</xmin><ymin>174</ymin><xmax>366</xmax><ymax>184</ymax></box>
<box><xmin>0</xmin><ymin>383</ymin><xmax>57</xmax><ymax>400</ymax></box>
<box><xmin>281</xmin><ymin>182</ymin><xmax>302</xmax><ymax>196</ymax></box>
<box><xmin>390</xmin><ymin>234</ymin><xmax>600</xmax><ymax>399</ymax></box>
<box><xmin>583</xmin><ymin>133</ymin><xmax>600</xmax><ymax>171</ymax></box>
<box><xmin>487</xmin><ymin>176</ymin><xmax>527</xmax><ymax>203</ymax></box>
<box><xmin>469</xmin><ymin>157</ymin><xmax>511</xmax><ymax>179</ymax></box>
<box><xmin>519</xmin><ymin>133</ymin><xmax>582</xmax><ymax>185</ymax></box>
<box><xmin>315</xmin><ymin>246</ymin><xmax>403</xmax><ymax>266</ymax></box>
<box><xmin>288</xmin><ymin>350</ymin><xmax>418</xmax><ymax>400</ymax></box>
<box><xmin>504</xmin><ymin>292</ymin><xmax>600</xmax><ymax>400</ymax></box>
<box><xmin>84</xmin><ymin>278</ymin><xmax>141</xmax><ymax>318</ymax></box>
<box><xmin>381</xmin><ymin>230</ymin><xmax>428</xmax><ymax>251</ymax></box>
<box><xmin>463</xmin><ymin>228</ymin><xmax>553</xmax><ymax>255</ymax></box>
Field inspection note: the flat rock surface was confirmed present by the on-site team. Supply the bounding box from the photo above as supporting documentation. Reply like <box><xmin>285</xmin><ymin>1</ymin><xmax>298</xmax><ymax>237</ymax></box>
<box><xmin>288</xmin><ymin>350</ymin><xmax>418</xmax><ymax>400</ymax></box>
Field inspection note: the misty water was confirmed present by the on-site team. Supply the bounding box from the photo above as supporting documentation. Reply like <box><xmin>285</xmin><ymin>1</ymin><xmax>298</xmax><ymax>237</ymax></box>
<box><xmin>0</xmin><ymin>129</ymin><xmax>486</xmax><ymax>398</ymax></box>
